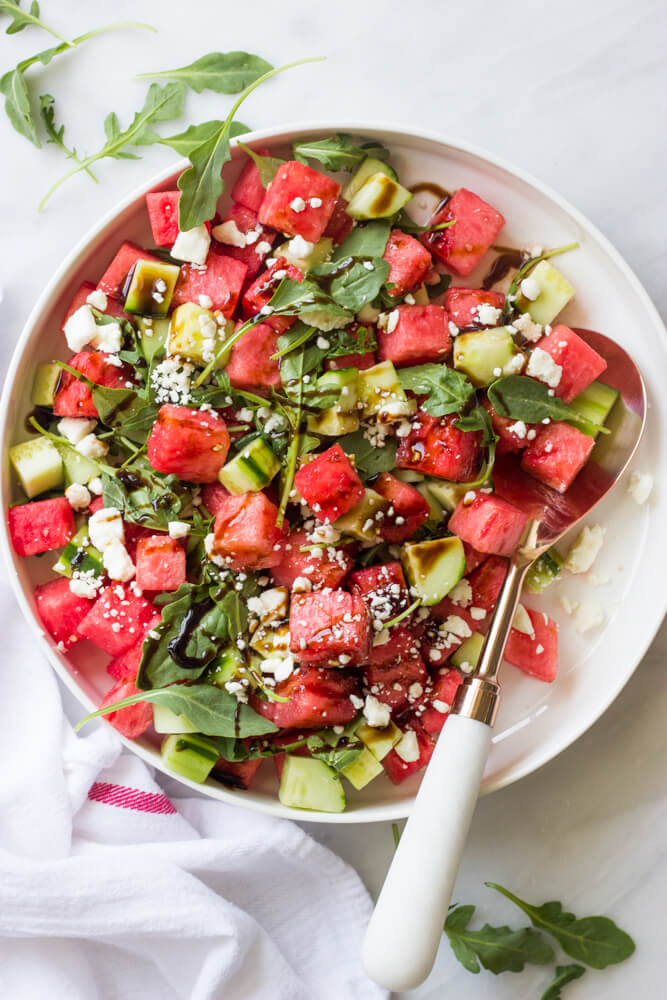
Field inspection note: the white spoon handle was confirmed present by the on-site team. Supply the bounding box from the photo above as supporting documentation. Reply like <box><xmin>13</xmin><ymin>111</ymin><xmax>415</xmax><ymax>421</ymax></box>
<box><xmin>362</xmin><ymin>713</ymin><xmax>492</xmax><ymax>992</ymax></box>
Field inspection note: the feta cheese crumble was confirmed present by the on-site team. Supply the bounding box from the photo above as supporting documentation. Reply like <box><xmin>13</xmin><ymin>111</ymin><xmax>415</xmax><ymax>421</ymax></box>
<box><xmin>362</xmin><ymin>694</ymin><xmax>391</xmax><ymax>728</ymax></box>
<box><xmin>88</xmin><ymin>507</ymin><xmax>124</xmax><ymax>550</ymax></box>
<box><xmin>563</xmin><ymin>524</ymin><xmax>605</xmax><ymax>574</ymax></box>
<box><xmin>171</xmin><ymin>224</ymin><xmax>211</xmax><ymax>266</ymax></box>
<box><xmin>627</xmin><ymin>471</ymin><xmax>653</xmax><ymax>505</ymax></box>
<box><xmin>211</xmin><ymin>219</ymin><xmax>247</xmax><ymax>247</ymax></box>
<box><xmin>65</xmin><ymin>483</ymin><xmax>91</xmax><ymax>512</ymax></box>
<box><xmin>573</xmin><ymin>599</ymin><xmax>604</xmax><ymax>634</ymax></box>
<box><xmin>57</xmin><ymin>417</ymin><xmax>96</xmax><ymax>445</ymax></box>
<box><xmin>168</xmin><ymin>521</ymin><xmax>191</xmax><ymax>539</ymax></box>
<box><xmin>476</xmin><ymin>303</ymin><xmax>501</xmax><ymax>325</ymax></box>
<box><xmin>395</xmin><ymin>730</ymin><xmax>419</xmax><ymax>763</ymax></box>
<box><xmin>86</xmin><ymin>289</ymin><xmax>108</xmax><ymax>311</ymax></box>
<box><xmin>520</xmin><ymin>276</ymin><xmax>541</xmax><ymax>300</ymax></box>
<box><xmin>102</xmin><ymin>538</ymin><xmax>135</xmax><ymax>582</ymax></box>
<box><xmin>63</xmin><ymin>305</ymin><xmax>98</xmax><ymax>352</ymax></box>
<box><xmin>290</xmin><ymin>197</ymin><xmax>306</xmax><ymax>213</ymax></box>
<box><xmin>287</xmin><ymin>234</ymin><xmax>315</xmax><ymax>258</ymax></box>
<box><xmin>526</xmin><ymin>347</ymin><xmax>562</xmax><ymax>389</ymax></box>
<box><xmin>76</xmin><ymin>434</ymin><xmax>109</xmax><ymax>459</ymax></box>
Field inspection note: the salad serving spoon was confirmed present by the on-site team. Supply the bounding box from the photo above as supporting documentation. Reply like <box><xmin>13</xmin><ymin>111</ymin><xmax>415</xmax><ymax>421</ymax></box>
<box><xmin>362</xmin><ymin>329</ymin><xmax>647</xmax><ymax>991</ymax></box>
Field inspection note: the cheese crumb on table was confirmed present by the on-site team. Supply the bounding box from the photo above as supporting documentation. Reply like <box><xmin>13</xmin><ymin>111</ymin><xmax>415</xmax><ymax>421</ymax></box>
<box><xmin>627</xmin><ymin>471</ymin><xmax>653</xmax><ymax>505</ymax></box>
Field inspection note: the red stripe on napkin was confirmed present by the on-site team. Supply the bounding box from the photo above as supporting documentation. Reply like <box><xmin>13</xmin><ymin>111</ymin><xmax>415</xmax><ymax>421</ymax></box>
<box><xmin>88</xmin><ymin>781</ymin><xmax>177</xmax><ymax>815</ymax></box>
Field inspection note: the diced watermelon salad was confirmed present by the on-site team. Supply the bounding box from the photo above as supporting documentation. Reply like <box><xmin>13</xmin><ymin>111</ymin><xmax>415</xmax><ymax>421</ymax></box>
<box><xmin>6</xmin><ymin>134</ymin><xmax>617</xmax><ymax>813</ymax></box>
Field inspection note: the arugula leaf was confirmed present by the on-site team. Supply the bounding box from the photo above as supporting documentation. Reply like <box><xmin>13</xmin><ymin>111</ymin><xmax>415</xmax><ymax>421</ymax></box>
<box><xmin>331</xmin><ymin>220</ymin><xmax>391</xmax><ymax>261</ymax></box>
<box><xmin>397</xmin><ymin>364</ymin><xmax>474</xmax><ymax>417</ymax></box>
<box><xmin>177</xmin><ymin>57</ymin><xmax>323</xmax><ymax>231</ymax></box>
<box><xmin>268</xmin><ymin>276</ymin><xmax>321</xmax><ymax>313</ymax></box>
<box><xmin>101</xmin><ymin>458</ymin><xmax>188</xmax><ymax>531</ymax></box>
<box><xmin>0</xmin><ymin>0</ymin><xmax>71</xmax><ymax>43</ymax></box>
<box><xmin>444</xmin><ymin>904</ymin><xmax>555</xmax><ymax>975</ymax></box>
<box><xmin>326</xmin><ymin>324</ymin><xmax>377</xmax><ymax>358</ymax></box>
<box><xmin>338</xmin><ymin>429</ymin><xmax>397</xmax><ymax>480</ymax></box>
<box><xmin>160</xmin><ymin>119</ymin><xmax>248</xmax><ymax>156</ymax></box>
<box><xmin>76</xmin><ymin>682</ymin><xmax>278</xmax><ymax>738</ymax></box>
<box><xmin>424</xmin><ymin>272</ymin><xmax>452</xmax><ymax>300</ymax></box>
<box><xmin>237</xmin><ymin>140</ymin><xmax>285</xmax><ymax>187</ymax></box>
<box><xmin>313</xmin><ymin>258</ymin><xmax>390</xmax><ymax>313</ymax></box>
<box><xmin>0</xmin><ymin>67</ymin><xmax>38</xmax><ymax>145</ymax></box>
<box><xmin>137</xmin><ymin>51</ymin><xmax>273</xmax><ymax>94</ymax></box>
<box><xmin>39</xmin><ymin>93</ymin><xmax>95</xmax><ymax>177</ymax></box>
<box><xmin>487</xmin><ymin>375</ymin><xmax>605</xmax><ymax>437</ymax></box>
<box><xmin>487</xmin><ymin>883</ymin><xmax>635</xmax><ymax>969</ymax></box>
<box><xmin>454</xmin><ymin>404</ymin><xmax>497</xmax><ymax>487</ymax></box>
<box><xmin>540</xmin><ymin>964</ymin><xmax>586</xmax><ymax>1000</ymax></box>
<box><xmin>293</xmin><ymin>132</ymin><xmax>389</xmax><ymax>170</ymax></box>
<box><xmin>40</xmin><ymin>82</ymin><xmax>186</xmax><ymax>208</ymax></box>
<box><xmin>277</xmin><ymin>326</ymin><xmax>327</xmax><ymax>381</ymax></box>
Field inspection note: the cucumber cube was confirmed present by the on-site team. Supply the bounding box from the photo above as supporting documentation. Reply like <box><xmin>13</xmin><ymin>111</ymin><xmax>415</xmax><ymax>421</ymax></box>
<box><xmin>569</xmin><ymin>380</ymin><xmax>619</xmax><ymax>437</ymax></box>
<box><xmin>153</xmin><ymin>704</ymin><xmax>198</xmax><ymax>734</ymax></box>
<box><xmin>341</xmin><ymin>747</ymin><xmax>383</xmax><ymax>790</ymax></box>
<box><xmin>53</xmin><ymin>525</ymin><xmax>103</xmax><ymax>578</ymax></box>
<box><xmin>357</xmin><ymin>720</ymin><xmax>403</xmax><ymax>761</ymax></box>
<box><xmin>57</xmin><ymin>444</ymin><xmax>102</xmax><ymax>486</ymax></box>
<box><xmin>124</xmin><ymin>258</ymin><xmax>180</xmax><ymax>316</ymax></box>
<box><xmin>208</xmin><ymin>645</ymin><xmax>248</xmax><ymax>686</ymax></box>
<box><xmin>524</xmin><ymin>548</ymin><xmax>563</xmax><ymax>594</ymax></box>
<box><xmin>250</xmin><ymin>623</ymin><xmax>291</xmax><ymax>659</ymax></box>
<box><xmin>347</xmin><ymin>173</ymin><xmax>412</xmax><ymax>221</ymax></box>
<box><xmin>416</xmin><ymin>482</ymin><xmax>445</xmax><ymax>526</ymax></box>
<box><xmin>343</xmin><ymin>157</ymin><xmax>398</xmax><ymax>201</ymax></box>
<box><xmin>453</xmin><ymin>326</ymin><xmax>518</xmax><ymax>387</ymax></box>
<box><xmin>161</xmin><ymin>734</ymin><xmax>218</xmax><ymax>784</ymax></box>
<box><xmin>278</xmin><ymin>755</ymin><xmax>346</xmax><ymax>813</ymax></box>
<box><xmin>357</xmin><ymin>361</ymin><xmax>416</xmax><ymax>421</ymax></box>
<box><xmin>136</xmin><ymin>316</ymin><xmax>170</xmax><ymax>362</ymax></box>
<box><xmin>307</xmin><ymin>409</ymin><xmax>360</xmax><ymax>436</ymax></box>
<box><xmin>333</xmin><ymin>488</ymin><xmax>388</xmax><ymax>542</ymax></box>
<box><xmin>168</xmin><ymin>302</ymin><xmax>233</xmax><ymax>366</ymax></box>
<box><xmin>31</xmin><ymin>362</ymin><xmax>61</xmax><ymax>407</ymax></box>
<box><xmin>515</xmin><ymin>260</ymin><xmax>574</xmax><ymax>326</ymax></box>
<box><xmin>274</xmin><ymin>236</ymin><xmax>333</xmax><ymax>272</ymax></box>
<box><xmin>317</xmin><ymin>368</ymin><xmax>359</xmax><ymax>413</ymax></box>
<box><xmin>450</xmin><ymin>631</ymin><xmax>485</xmax><ymax>671</ymax></box>
<box><xmin>219</xmin><ymin>436</ymin><xmax>280</xmax><ymax>494</ymax></box>
<box><xmin>425</xmin><ymin>479</ymin><xmax>469</xmax><ymax>513</ymax></box>
<box><xmin>401</xmin><ymin>535</ymin><xmax>466</xmax><ymax>606</ymax></box>
<box><xmin>9</xmin><ymin>437</ymin><xmax>63</xmax><ymax>498</ymax></box>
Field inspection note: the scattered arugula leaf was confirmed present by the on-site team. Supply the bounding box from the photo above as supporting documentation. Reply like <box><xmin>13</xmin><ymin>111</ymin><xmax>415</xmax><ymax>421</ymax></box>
<box><xmin>337</xmin><ymin>429</ymin><xmax>397</xmax><ymax>480</ymax></box>
<box><xmin>293</xmin><ymin>132</ymin><xmax>389</xmax><ymax>170</ymax></box>
<box><xmin>487</xmin><ymin>375</ymin><xmax>606</xmax><ymax>437</ymax></box>
<box><xmin>486</xmin><ymin>883</ymin><xmax>635</xmax><ymax>969</ymax></box>
<box><xmin>237</xmin><ymin>140</ymin><xmax>285</xmax><ymax>187</ymax></box>
<box><xmin>160</xmin><ymin>118</ymin><xmax>249</xmax><ymax>156</ymax></box>
<box><xmin>40</xmin><ymin>82</ymin><xmax>186</xmax><ymax>208</ymax></box>
<box><xmin>331</xmin><ymin>219</ymin><xmax>391</xmax><ymax>262</ymax></box>
<box><xmin>540</xmin><ymin>964</ymin><xmax>586</xmax><ymax>1000</ymax></box>
<box><xmin>0</xmin><ymin>66</ymin><xmax>37</xmax><ymax>144</ymax></box>
<box><xmin>177</xmin><ymin>57</ymin><xmax>323</xmax><ymax>231</ymax></box>
<box><xmin>137</xmin><ymin>50</ymin><xmax>273</xmax><ymax>94</ymax></box>
<box><xmin>444</xmin><ymin>903</ymin><xmax>555</xmax><ymax>975</ymax></box>
<box><xmin>397</xmin><ymin>364</ymin><xmax>475</xmax><ymax>417</ymax></box>
<box><xmin>0</xmin><ymin>0</ymin><xmax>72</xmax><ymax>44</ymax></box>
<box><xmin>39</xmin><ymin>93</ymin><xmax>95</xmax><ymax>177</ymax></box>
<box><xmin>76</xmin><ymin>681</ymin><xmax>278</xmax><ymax>738</ymax></box>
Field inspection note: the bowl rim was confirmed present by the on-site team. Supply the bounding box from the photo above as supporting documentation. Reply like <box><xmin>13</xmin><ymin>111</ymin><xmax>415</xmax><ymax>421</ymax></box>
<box><xmin>2</xmin><ymin>119</ymin><xmax>666</xmax><ymax>824</ymax></box>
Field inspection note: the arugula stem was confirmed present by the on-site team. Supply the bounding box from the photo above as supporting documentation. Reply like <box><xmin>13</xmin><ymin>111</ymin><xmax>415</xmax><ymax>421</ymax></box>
<box><xmin>276</xmin><ymin>353</ymin><xmax>304</xmax><ymax>527</ymax></box>
<box><xmin>17</xmin><ymin>22</ymin><xmax>157</xmax><ymax>73</ymax></box>
<box><xmin>382</xmin><ymin>598</ymin><xmax>421</xmax><ymax>630</ymax></box>
<box><xmin>270</xmin><ymin>325</ymin><xmax>316</xmax><ymax>360</ymax></box>
<box><xmin>193</xmin><ymin>317</ymin><xmax>260</xmax><ymax>388</ymax></box>
<box><xmin>28</xmin><ymin>416</ymin><xmax>115</xmax><ymax>475</ymax></box>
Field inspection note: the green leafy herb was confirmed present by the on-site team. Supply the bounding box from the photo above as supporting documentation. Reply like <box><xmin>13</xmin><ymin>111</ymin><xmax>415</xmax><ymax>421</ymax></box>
<box><xmin>0</xmin><ymin>1</ymin><xmax>72</xmax><ymax>44</ymax></box>
<box><xmin>331</xmin><ymin>220</ymin><xmax>391</xmax><ymax>262</ymax></box>
<box><xmin>237</xmin><ymin>140</ymin><xmax>285</xmax><ymax>187</ymax></box>
<box><xmin>487</xmin><ymin>375</ymin><xmax>606</xmax><ymax>437</ymax></box>
<box><xmin>277</xmin><ymin>351</ymin><xmax>304</xmax><ymax>527</ymax></box>
<box><xmin>177</xmin><ymin>57</ymin><xmax>323</xmax><ymax>231</ymax></box>
<box><xmin>397</xmin><ymin>364</ymin><xmax>475</xmax><ymax>417</ymax></box>
<box><xmin>160</xmin><ymin>119</ymin><xmax>249</xmax><ymax>156</ymax></box>
<box><xmin>313</xmin><ymin>257</ymin><xmax>390</xmax><ymax>313</ymax></box>
<box><xmin>424</xmin><ymin>273</ymin><xmax>452</xmax><ymax>299</ymax></box>
<box><xmin>444</xmin><ymin>904</ymin><xmax>555</xmax><ymax>975</ymax></box>
<box><xmin>76</xmin><ymin>681</ymin><xmax>277</xmax><ymax>738</ymax></box>
<box><xmin>137</xmin><ymin>50</ymin><xmax>273</xmax><ymax>94</ymax></box>
<box><xmin>277</xmin><ymin>328</ymin><xmax>327</xmax><ymax>383</ymax></box>
<box><xmin>271</xmin><ymin>321</ymin><xmax>317</xmax><ymax>360</ymax></box>
<box><xmin>293</xmin><ymin>132</ymin><xmax>389</xmax><ymax>171</ymax></box>
<box><xmin>39</xmin><ymin>93</ymin><xmax>95</xmax><ymax>177</ymax></box>
<box><xmin>454</xmin><ymin>404</ymin><xmax>497</xmax><ymax>487</ymax></box>
<box><xmin>487</xmin><ymin>883</ymin><xmax>635</xmax><ymax>969</ymax></box>
<box><xmin>268</xmin><ymin>276</ymin><xmax>321</xmax><ymax>313</ymax></box>
<box><xmin>540</xmin><ymin>964</ymin><xmax>586</xmax><ymax>999</ymax></box>
<box><xmin>101</xmin><ymin>458</ymin><xmax>188</xmax><ymax>531</ymax></box>
<box><xmin>40</xmin><ymin>82</ymin><xmax>186</xmax><ymax>208</ymax></box>
<box><xmin>337</xmin><ymin>429</ymin><xmax>397</xmax><ymax>480</ymax></box>
<box><xmin>326</xmin><ymin>324</ymin><xmax>377</xmax><ymax>359</ymax></box>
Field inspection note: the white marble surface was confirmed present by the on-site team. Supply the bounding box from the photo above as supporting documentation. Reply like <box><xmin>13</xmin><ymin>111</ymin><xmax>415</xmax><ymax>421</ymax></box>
<box><xmin>2</xmin><ymin>0</ymin><xmax>666</xmax><ymax>996</ymax></box>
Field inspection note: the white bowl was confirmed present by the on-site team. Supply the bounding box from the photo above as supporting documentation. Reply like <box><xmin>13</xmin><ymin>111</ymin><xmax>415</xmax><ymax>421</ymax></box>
<box><xmin>2</xmin><ymin>122</ymin><xmax>666</xmax><ymax>823</ymax></box>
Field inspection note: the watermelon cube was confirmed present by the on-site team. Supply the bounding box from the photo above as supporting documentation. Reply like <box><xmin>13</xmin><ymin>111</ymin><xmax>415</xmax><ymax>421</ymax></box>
<box><xmin>212</xmin><ymin>203</ymin><xmax>276</xmax><ymax>280</ymax></box>
<box><xmin>212</xmin><ymin>756</ymin><xmax>263</xmax><ymax>790</ymax></box>
<box><xmin>504</xmin><ymin>607</ymin><xmax>558</xmax><ymax>682</ymax></box>
<box><xmin>98</xmin><ymin>677</ymin><xmax>153</xmax><ymax>739</ymax></box>
<box><xmin>78</xmin><ymin>584</ymin><xmax>159</xmax><ymax>656</ymax></box>
<box><xmin>349</xmin><ymin>561</ymin><xmax>410</xmax><ymax>624</ymax></box>
<box><xmin>326</xmin><ymin>350</ymin><xmax>376</xmax><ymax>371</ymax></box>
<box><xmin>61</xmin><ymin>281</ymin><xmax>128</xmax><ymax>331</ymax></box>
<box><xmin>396</xmin><ymin>412</ymin><xmax>482</xmax><ymax>481</ymax></box>
<box><xmin>469</xmin><ymin>555</ymin><xmax>507</xmax><ymax>613</ymax></box>
<box><xmin>231</xmin><ymin>150</ymin><xmax>270</xmax><ymax>213</ymax></box>
<box><xmin>146</xmin><ymin>190</ymin><xmax>181</xmax><ymax>247</ymax></box>
<box><xmin>270</xmin><ymin>527</ymin><xmax>353</xmax><ymax>590</ymax></box>
<box><xmin>382</xmin><ymin>229</ymin><xmax>433</xmax><ymax>297</ymax></box>
<box><xmin>289</xmin><ymin>590</ymin><xmax>371</xmax><ymax>666</ymax></box>
<box><xmin>445</xmin><ymin>287</ymin><xmax>505</xmax><ymax>328</ymax></box>
<box><xmin>97</xmin><ymin>241</ymin><xmax>161</xmax><ymax>300</ymax></box>
<box><xmin>9</xmin><ymin>497</ymin><xmax>75</xmax><ymax>557</ymax></box>
<box><xmin>53</xmin><ymin>350</ymin><xmax>134</xmax><ymax>419</ymax></box>
<box><xmin>249</xmin><ymin>666</ymin><xmax>359</xmax><ymax>729</ymax></box>
<box><xmin>323</xmin><ymin>196</ymin><xmax>355</xmax><ymax>245</ymax></box>
<box><xmin>374</xmin><ymin>472</ymin><xmax>430</xmax><ymax>543</ymax></box>
<box><xmin>369</xmin><ymin>625</ymin><xmax>421</xmax><ymax>670</ymax></box>
<box><xmin>463</xmin><ymin>542</ymin><xmax>486</xmax><ymax>574</ymax></box>
<box><xmin>534</xmin><ymin>325</ymin><xmax>607</xmax><ymax>403</ymax></box>
<box><xmin>201</xmin><ymin>482</ymin><xmax>231</xmax><ymax>516</ymax></box>
<box><xmin>294</xmin><ymin>444</ymin><xmax>365</xmax><ymax>524</ymax></box>
<box><xmin>483</xmin><ymin>399</ymin><xmax>537</xmax><ymax>455</ymax></box>
<box><xmin>223</xmin><ymin>321</ymin><xmax>280</xmax><ymax>393</ymax></box>
<box><xmin>135</xmin><ymin>535</ymin><xmax>186</xmax><ymax>592</ymax></box>
<box><xmin>35</xmin><ymin>577</ymin><xmax>93</xmax><ymax>650</ymax></box>
<box><xmin>147</xmin><ymin>404</ymin><xmax>230</xmax><ymax>483</ymax></box>
<box><xmin>449</xmin><ymin>492</ymin><xmax>528</xmax><ymax>556</ymax></box>
<box><xmin>107</xmin><ymin>640</ymin><xmax>143</xmax><ymax>681</ymax></box>
<box><xmin>364</xmin><ymin>653</ymin><xmax>428</xmax><ymax>715</ymax></box>
<box><xmin>170</xmin><ymin>252</ymin><xmax>247</xmax><ymax>317</ymax></box>
<box><xmin>211</xmin><ymin>491</ymin><xmax>286</xmax><ymax>570</ymax></box>
<box><xmin>422</xmin><ymin>188</ymin><xmax>505</xmax><ymax>276</ymax></box>
<box><xmin>420</xmin><ymin>668</ymin><xmax>464</xmax><ymax>734</ymax></box>
<box><xmin>241</xmin><ymin>257</ymin><xmax>304</xmax><ymax>332</ymax></box>
<box><xmin>377</xmin><ymin>304</ymin><xmax>451</xmax><ymax>367</ymax></box>
<box><xmin>258</xmin><ymin>160</ymin><xmax>341</xmax><ymax>242</ymax></box>
<box><xmin>521</xmin><ymin>421</ymin><xmax>595</xmax><ymax>493</ymax></box>
<box><xmin>383</xmin><ymin>719</ymin><xmax>435</xmax><ymax>784</ymax></box>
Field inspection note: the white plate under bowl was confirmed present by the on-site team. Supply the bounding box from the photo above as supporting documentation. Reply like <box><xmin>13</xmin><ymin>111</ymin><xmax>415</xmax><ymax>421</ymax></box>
<box><xmin>1</xmin><ymin>122</ymin><xmax>666</xmax><ymax>823</ymax></box>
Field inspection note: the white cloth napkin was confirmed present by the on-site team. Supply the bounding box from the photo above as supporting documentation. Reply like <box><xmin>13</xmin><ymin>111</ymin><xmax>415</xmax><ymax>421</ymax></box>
<box><xmin>0</xmin><ymin>584</ymin><xmax>387</xmax><ymax>1000</ymax></box>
